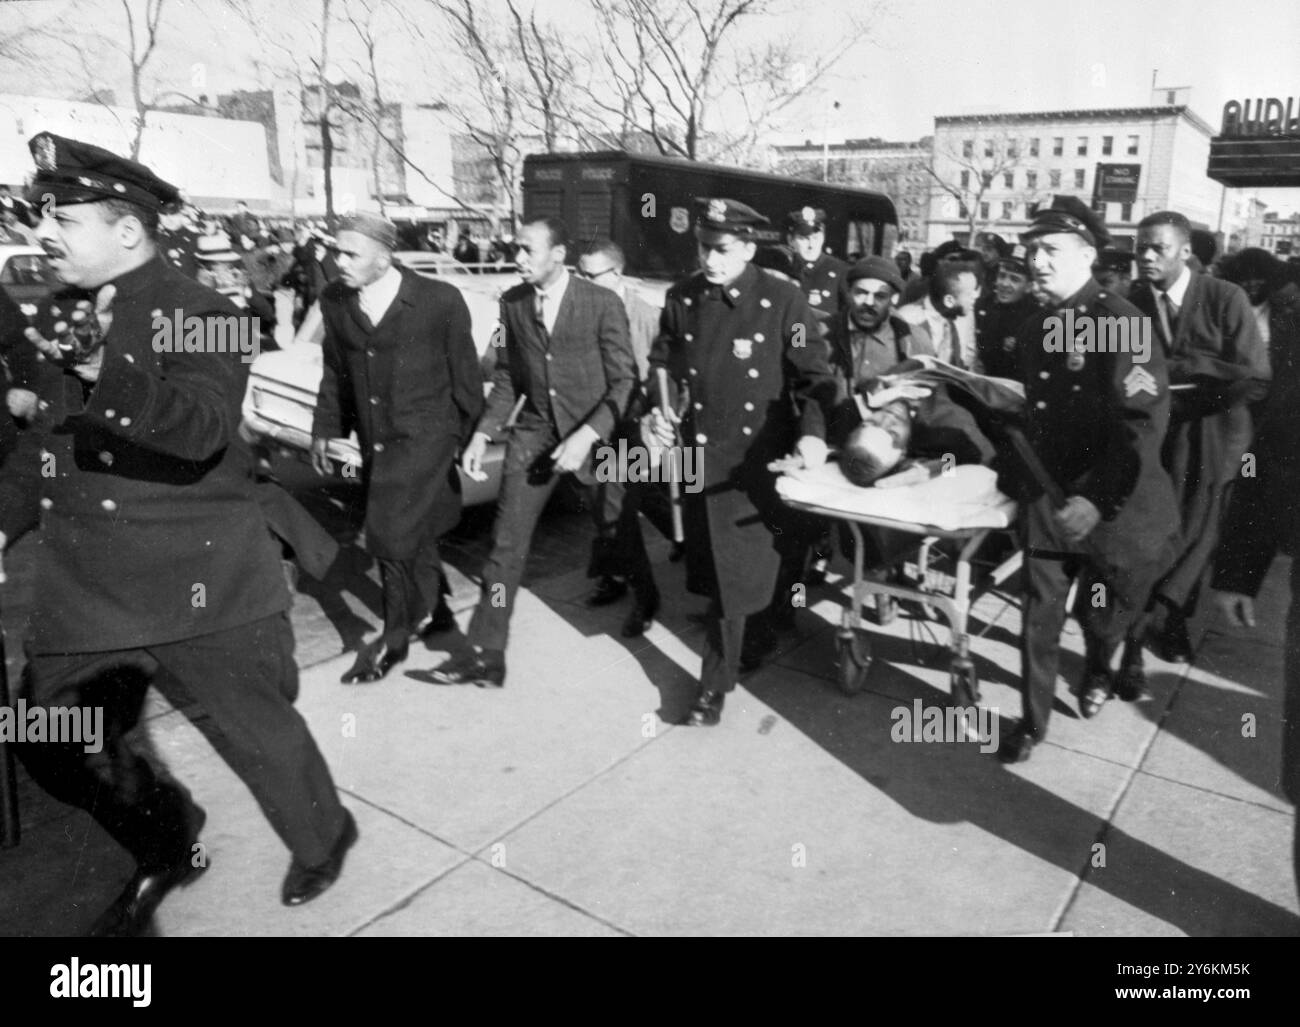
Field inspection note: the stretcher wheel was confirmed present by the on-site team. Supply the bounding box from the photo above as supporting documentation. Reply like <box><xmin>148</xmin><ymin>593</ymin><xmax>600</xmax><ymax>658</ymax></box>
<box><xmin>949</xmin><ymin>657</ymin><xmax>980</xmax><ymax>706</ymax></box>
<box><xmin>836</xmin><ymin>630</ymin><xmax>873</xmax><ymax>696</ymax></box>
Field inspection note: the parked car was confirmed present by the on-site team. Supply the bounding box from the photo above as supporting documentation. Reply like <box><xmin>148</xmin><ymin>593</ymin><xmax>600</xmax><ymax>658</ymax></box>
<box><xmin>0</xmin><ymin>244</ymin><xmax>56</xmax><ymax>306</ymax></box>
<box><xmin>240</xmin><ymin>262</ymin><xmax>510</xmax><ymax>506</ymax></box>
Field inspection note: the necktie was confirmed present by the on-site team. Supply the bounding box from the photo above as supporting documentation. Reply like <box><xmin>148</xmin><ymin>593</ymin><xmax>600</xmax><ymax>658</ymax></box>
<box><xmin>943</xmin><ymin>319</ymin><xmax>963</xmax><ymax>369</ymax></box>
<box><xmin>1156</xmin><ymin>291</ymin><xmax>1177</xmax><ymax>352</ymax></box>
<box><xmin>534</xmin><ymin>290</ymin><xmax>547</xmax><ymax>334</ymax></box>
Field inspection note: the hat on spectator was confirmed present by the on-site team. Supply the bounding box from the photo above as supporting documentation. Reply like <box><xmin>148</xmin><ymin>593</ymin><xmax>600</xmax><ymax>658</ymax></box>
<box><xmin>846</xmin><ymin>255</ymin><xmax>904</xmax><ymax>294</ymax></box>
<box><xmin>337</xmin><ymin>211</ymin><xmax>398</xmax><ymax>250</ymax></box>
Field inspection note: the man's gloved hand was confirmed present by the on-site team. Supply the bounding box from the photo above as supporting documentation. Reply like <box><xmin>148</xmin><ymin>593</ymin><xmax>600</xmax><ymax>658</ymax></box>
<box><xmin>6</xmin><ymin>388</ymin><xmax>41</xmax><ymax>420</ymax></box>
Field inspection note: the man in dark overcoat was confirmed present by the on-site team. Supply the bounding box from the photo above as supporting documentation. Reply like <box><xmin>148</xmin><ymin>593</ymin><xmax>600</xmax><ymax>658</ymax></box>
<box><xmin>312</xmin><ymin>212</ymin><xmax>483</xmax><ymax>682</ymax></box>
<box><xmin>643</xmin><ymin>198</ymin><xmax>838</xmax><ymax>726</ymax></box>
<box><xmin>0</xmin><ymin>132</ymin><xmax>354</xmax><ymax>934</ymax></box>
<box><xmin>1118</xmin><ymin>211</ymin><xmax>1270</xmax><ymax>693</ymax></box>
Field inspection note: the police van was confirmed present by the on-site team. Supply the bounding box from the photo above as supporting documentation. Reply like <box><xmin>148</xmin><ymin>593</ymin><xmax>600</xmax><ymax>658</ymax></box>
<box><xmin>523</xmin><ymin>150</ymin><xmax>898</xmax><ymax>282</ymax></box>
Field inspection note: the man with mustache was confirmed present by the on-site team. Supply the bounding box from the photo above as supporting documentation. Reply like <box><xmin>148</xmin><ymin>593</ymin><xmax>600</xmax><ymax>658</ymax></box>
<box><xmin>0</xmin><ymin>133</ymin><xmax>354</xmax><ymax>934</ymax></box>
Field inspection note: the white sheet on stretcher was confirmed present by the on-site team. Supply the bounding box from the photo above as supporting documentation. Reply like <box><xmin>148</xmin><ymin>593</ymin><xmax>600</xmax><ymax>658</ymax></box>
<box><xmin>776</xmin><ymin>463</ymin><xmax>1017</xmax><ymax>531</ymax></box>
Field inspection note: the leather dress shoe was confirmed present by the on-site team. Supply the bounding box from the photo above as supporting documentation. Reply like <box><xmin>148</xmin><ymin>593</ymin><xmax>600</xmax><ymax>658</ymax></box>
<box><xmin>1078</xmin><ymin>672</ymin><xmax>1113</xmax><ymax>719</ymax></box>
<box><xmin>586</xmin><ymin>576</ymin><xmax>629</xmax><ymax>607</ymax></box>
<box><xmin>413</xmin><ymin>651</ymin><xmax>505</xmax><ymax>688</ymax></box>
<box><xmin>998</xmin><ymin>725</ymin><xmax>1039</xmax><ymax>764</ymax></box>
<box><xmin>88</xmin><ymin>807</ymin><xmax>208</xmax><ymax>938</ymax></box>
<box><xmin>1115</xmin><ymin>662</ymin><xmax>1149</xmax><ymax>702</ymax></box>
<box><xmin>418</xmin><ymin>600</ymin><xmax>457</xmax><ymax>638</ymax></box>
<box><xmin>621</xmin><ymin>596</ymin><xmax>659</xmax><ymax>638</ymax></box>
<box><xmin>687</xmin><ymin>689</ymin><xmax>725</xmax><ymax>726</ymax></box>
<box><xmin>1146</xmin><ymin>614</ymin><xmax>1193</xmax><ymax>664</ymax></box>
<box><xmin>341</xmin><ymin>638</ymin><xmax>408</xmax><ymax>683</ymax></box>
<box><xmin>282</xmin><ymin>810</ymin><xmax>358</xmax><ymax>907</ymax></box>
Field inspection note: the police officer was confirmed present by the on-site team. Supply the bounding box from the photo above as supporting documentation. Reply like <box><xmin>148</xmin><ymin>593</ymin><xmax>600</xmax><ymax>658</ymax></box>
<box><xmin>158</xmin><ymin>202</ymin><xmax>201</xmax><ymax>279</ymax></box>
<box><xmin>643</xmin><ymin>198</ymin><xmax>837</xmax><ymax>726</ymax></box>
<box><xmin>1093</xmin><ymin>248</ymin><xmax>1135</xmax><ymax>299</ymax></box>
<box><xmin>786</xmin><ymin>206</ymin><xmax>849</xmax><ymax>321</ymax></box>
<box><xmin>975</xmin><ymin>243</ymin><xmax>1040</xmax><ymax>380</ymax></box>
<box><xmin>999</xmin><ymin>196</ymin><xmax>1180</xmax><ymax>763</ymax></box>
<box><xmin>0</xmin><ymin>133</ymin><xmax>354</xmax><ymax>933</ymax></box>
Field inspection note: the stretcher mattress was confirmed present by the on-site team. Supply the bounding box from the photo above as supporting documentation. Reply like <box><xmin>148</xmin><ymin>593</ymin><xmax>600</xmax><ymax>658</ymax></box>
<box><xmin>776</xmin><ymin>463</ymin><xmax>1017</xmax><ymax>532</ymax></box>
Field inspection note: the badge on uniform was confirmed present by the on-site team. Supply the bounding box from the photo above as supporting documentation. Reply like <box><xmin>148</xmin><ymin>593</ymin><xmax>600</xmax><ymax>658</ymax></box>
<box><xmin>1066</xmin><ymin>351</ymin><xmax>1085</xmax><ymax>371</ymax></box>
<box><xmin>808</xmin><ymin>290</ymin><xmax>822</xmax><ymax>305</ymax></box>
<box><xmin>1002</xmin><ymin>336</ymin><xmax>1016</xmax><ymax>351</ymax></box>
<box><xmin>669</xmin><ymin>207</ymin><xmax>689</xmax><ymax>234</ymax></box>
<box><xmin>733</xmin><ymin>338</ymin><xmax>753</xmax><ymax>359</ymax></box>
<box><xmin>1122</xmin><ymin>366</ymin><xmax>1158</xmax><ymax>398</ymax></box>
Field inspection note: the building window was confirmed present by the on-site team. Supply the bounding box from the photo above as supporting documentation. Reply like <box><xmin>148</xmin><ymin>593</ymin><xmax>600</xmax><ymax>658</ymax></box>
<box><xmin>1074</xmin><ymin>168</ymin><xmax>1086</xmax><ymax>189</ymax></box>
<box><xmin>1026</xmin><ymin>201</ymin><xmax>1040</xmax><ymax>217</ymax></box>
<box><xmin>1003</xmin><ymin>171</ymin><xmax>1013</xmax><ymax>188</ymax></box>
<box><xmin>960</xmin><ymin>169</ymin><xmax>970</xmax><ymax>188</ymax></box>
<box><xmin>1026</xmin><ymin>170</ymin><xmax>1037</xmax><ymax>189</ymax></box>
<box><xmin>979</xmin><ymin>201</ymin><xmax>990</xmax><ymax>220</ymax></box>
<box><xmin>1052</xmin><ymin>137</ymin><xmax>1063</xmax><ymax>156</ymax></box>
<box><xmin>962</xmin><ymin>139</ymin><xmax>974</xmax><ymax>158</ymax></box>
<box><xmin>1002</xmin><ymin>201</ymin><xmax>1013</xmax><ymax>219</ymax></box>
<box><xmin>958</xmin><ymin>201</ymin><xmax>969</xmax><ymax>218</ymax></box>
<box><xmin>1008</xmin><ymin>140</ymin><xmax>1018</xmax><ymax>159</ymax></box>
<box><xmin>1077</xmin><ymin>136</ymin><xmax>1088</xmax><ymax>156</ymax></box>
<box><xmin>1121</xmin><ymin>201</ymin><xmax>1133</xmax><ymax>221</ymax></box>
<box><xmin>1102</xmin><ymin>135</ymin><xmax>1113</xmax><ymax>156</ymax></box>
<box><xmin>984</xmin><ymin>139</ymin><xmax>994</xmax><ymax>157</ymax></box>
<box><xmin>1049</xmin><ymin>169</ymin><xmax>1061</xmax><ymax>188</ymax></box>
<box><xmin>1127</xmin><ymin>135</ymin><xmax>1139</xmax><ymax>155</ymax></box>
<box><xmin>1029</xmin><ymin>137</ymin><xmax>1040</xmax><ymax>157</ymax></box>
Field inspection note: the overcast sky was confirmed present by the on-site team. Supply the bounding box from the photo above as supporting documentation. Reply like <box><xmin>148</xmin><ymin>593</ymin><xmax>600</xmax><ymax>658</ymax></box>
<box><xmin>5</xmin><ymin>0</ymin><xmax>1298</xmax><ymax>213</ymax></box>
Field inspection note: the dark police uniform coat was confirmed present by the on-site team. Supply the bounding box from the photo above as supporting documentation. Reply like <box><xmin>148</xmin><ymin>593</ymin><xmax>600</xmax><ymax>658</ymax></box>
<box><xmin>313</xmin><ymin>267</ymin><xmax>483</xmax><ymax>562</ymax></box>
<box><xmin>1008</xmin><ymin>277</ymin><xmax>1180</xmax><ymax>579</ymax></box>
<box><xmin>794</xmin><ymin>252</ymin><xmax>849</xmax><ymax>320</ymax></box>
<box><xmin>648</xmin><ymin>262</ymin><xmax>838</xmax><ymax>618</ymax></box>
<box><xmin>0</xmin><ymin>256</ymin><xmax>290</xmax><ymax>654</ymax></box>
<box><xmin>975</xmin><ymin>293</ymin><xmax>1039</xmax><ymax>381</ymax></box>
<box><xmin>158</xmin><ymin>226</ymin><xmax>200</xmax><ymax>279</ymax></box>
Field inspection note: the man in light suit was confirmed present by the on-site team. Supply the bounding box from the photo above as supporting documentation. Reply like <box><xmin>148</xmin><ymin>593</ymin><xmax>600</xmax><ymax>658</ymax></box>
<box><xmin>420</xmin><ymin>217</ymin><xmax>635</xmax><ymax>689</ymax></box>
<box><xmin>312</xmin><ymin>212</ymin><xmax>483</xmax><ymax>683</ymax></box>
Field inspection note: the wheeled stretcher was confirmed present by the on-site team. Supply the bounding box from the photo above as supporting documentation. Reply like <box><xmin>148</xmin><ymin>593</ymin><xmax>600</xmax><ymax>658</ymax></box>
<box><xmin>776</xmin><ymin>462</ymin><xmax>1021</xmax><ymax>705</ymax></box>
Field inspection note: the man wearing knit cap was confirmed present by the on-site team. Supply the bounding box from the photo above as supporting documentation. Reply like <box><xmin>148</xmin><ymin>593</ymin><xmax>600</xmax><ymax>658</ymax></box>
<box><xmin>0</xmin><ymin>132</ymin><xmax>354</xmax><ymax>933</ymax></box>
<box><xmin>823</xmin><ymin>255</ymin><xmax>932</xmax><ymax>445</ymax></box>
<box><xmin>312</xmin><ymin>211</ymin><xmax>483</xmax><ymax>683</ymax></box>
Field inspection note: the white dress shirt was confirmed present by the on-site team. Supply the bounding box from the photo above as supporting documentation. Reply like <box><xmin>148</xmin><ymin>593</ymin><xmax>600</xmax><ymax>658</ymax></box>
<box><xmin>359</xmin><ymin>264</ymin><xmax>402</xmax><ymax>324</ymax></box>
<box><xmin>1160</xmin><ymin>264</ymin><xmax>1192</xmax><ymax>315</ymax></box>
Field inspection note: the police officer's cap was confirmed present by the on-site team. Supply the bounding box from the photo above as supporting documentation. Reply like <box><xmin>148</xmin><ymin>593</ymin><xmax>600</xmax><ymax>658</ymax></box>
<box><xmin>26</xmin><ymin>132</ymin><xmax>180</xmax><ymax>212</ymax></box>
<box><xmin>1022</xmin><ymin>195</ymin><xmax>1110</xmax><ymax>249</ymax></box>
<box><xmin>846</xmin><ymin>255</ymin><xmax>904</xmax><ymax>294</ymax></box>
<box><xmin>1094</xmin><ymin>248</ymin><xmax>1135</xmax><ymax>273</ymax></box>
<box><xmin>997</xmin><ymin>244</ymin><xmax>1032</xmax><ymax>277</ymax></box>
<box><xmin>785</xmin><ymin>206</ymin><xmax>827</xmax><ymax>236</ymax></box>
<box><xmin>694</xmin><ymin>197</ymin><xmax>769</xmax><ymax>240</ymax></box>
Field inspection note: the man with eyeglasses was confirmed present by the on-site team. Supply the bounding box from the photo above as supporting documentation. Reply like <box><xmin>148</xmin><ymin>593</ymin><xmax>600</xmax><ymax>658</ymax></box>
<box><xmin>576</xmin><ymin>239</ymin><xmax>677</xmax><ymax>637</ymax></box>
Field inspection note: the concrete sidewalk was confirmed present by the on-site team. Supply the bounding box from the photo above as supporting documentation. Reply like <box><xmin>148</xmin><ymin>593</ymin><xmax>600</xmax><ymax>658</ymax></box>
<box><xmin>2</xmin><ymin>520</ymin><xmax>1298</xmax><ymax>936</ymax></box>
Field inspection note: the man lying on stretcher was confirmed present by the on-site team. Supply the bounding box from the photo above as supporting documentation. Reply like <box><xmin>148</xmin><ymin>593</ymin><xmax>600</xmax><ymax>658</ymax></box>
<box><xmin>773</xmin><ymin>354</ymin><xmax>1025</xmax><ymax>487</ymax></box>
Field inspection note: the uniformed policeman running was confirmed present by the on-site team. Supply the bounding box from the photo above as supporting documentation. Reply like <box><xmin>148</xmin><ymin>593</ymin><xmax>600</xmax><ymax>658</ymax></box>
<box><xmin>643</xmin><ymin>198</ymin><xmax>837</xmax><ymax>726</ymax></box>
<box><xmin>999</xmin><ymin>196</ymin><xmax>1180</xmax><ymax>763</ymax></box>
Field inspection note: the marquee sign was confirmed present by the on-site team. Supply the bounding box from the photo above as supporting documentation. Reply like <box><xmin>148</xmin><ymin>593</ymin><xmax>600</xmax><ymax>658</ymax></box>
<box><xmin>1207</xmin><ymin>96</ymin><xmax>1300</xmax><ymax>187</ymax></box>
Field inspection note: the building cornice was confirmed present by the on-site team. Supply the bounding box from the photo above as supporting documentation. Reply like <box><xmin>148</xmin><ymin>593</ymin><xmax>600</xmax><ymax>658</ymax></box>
<box><xmin>935</xmin><ymin>106</ymin><xmax>1215</xmax><ymax>137</ymax></box>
